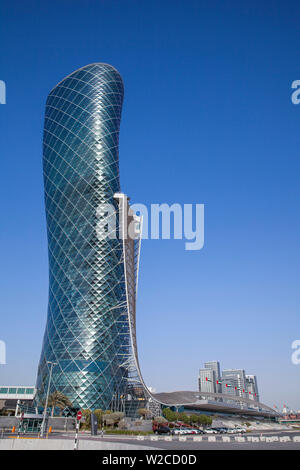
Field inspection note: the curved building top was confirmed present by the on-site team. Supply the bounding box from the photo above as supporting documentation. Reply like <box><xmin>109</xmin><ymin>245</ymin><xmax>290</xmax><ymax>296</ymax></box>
<box><xmin>43</xmin><ymin>62</ymin><xmax>124</xmax><ymax>202</ymax></box>
<box><xmin>49</xmin><ymin>63</ymin><xmax>123</xmax><ymax>93</ymax></box>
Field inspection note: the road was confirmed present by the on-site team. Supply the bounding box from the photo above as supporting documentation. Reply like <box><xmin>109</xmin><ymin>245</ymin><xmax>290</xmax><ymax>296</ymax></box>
<box><xmin>53</xmin><ymin>429</ymin><xmax>300</xmax><ymax>450</ymax></box>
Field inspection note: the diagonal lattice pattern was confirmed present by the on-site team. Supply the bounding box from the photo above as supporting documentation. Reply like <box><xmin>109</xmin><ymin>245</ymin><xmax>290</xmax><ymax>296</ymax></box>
<box><xmin>36</xmin><ymin>64</ymin><xmax>133</xmax><ymax>410</ymax></box>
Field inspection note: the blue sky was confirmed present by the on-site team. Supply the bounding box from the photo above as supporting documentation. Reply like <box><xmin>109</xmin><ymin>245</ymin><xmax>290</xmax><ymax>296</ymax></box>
<box><xmin>0</xmin><ymin>0</ymin><xmax>299</xmax><ymax>410</ymax></box>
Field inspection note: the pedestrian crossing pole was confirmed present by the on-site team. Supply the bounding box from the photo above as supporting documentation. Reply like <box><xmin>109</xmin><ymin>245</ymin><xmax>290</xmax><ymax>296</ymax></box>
<box><xmin>17</xmin><ymin>412</ymin><xmax>24</xmax><ymax>439</ymax></box>
<box><xmin>74</xmin><ymin>411</ymin><xmax>82</xmax><ymax>450</ymax></box>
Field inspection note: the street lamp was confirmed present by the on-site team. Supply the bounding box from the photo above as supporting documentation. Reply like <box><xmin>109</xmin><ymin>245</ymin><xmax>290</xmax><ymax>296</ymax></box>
<box><xmin>40</xmin><ymin>361</ymin><xmax>57</xmax><ymax>438</ymax></box>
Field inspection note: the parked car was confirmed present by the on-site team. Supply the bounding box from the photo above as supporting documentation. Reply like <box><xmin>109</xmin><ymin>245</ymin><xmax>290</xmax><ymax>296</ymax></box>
<box><xmin>172</xmin><ymin>427</ymin><xmax>204</xmax><ymax>435</ymax></box>
<box><xmin>171</xmin><ymin>428</ymin><xmax>185</xmax><ymax>435</ymax></box>
<box><xmin>194</xmin><ymin>429</ymin><xmax>205</xmax><ymax>434</ymax></box>
<box><xmin>204</xmin><ymin>428</ymin><xmax>218</xmax><ymax>434</ymax></box>
<box><xmin>180</xmin><ymin>427</ymin><xmax>192</xmax><ymax>434</ymax></box>
<box><xmin>226</xmin><ymin>427</ymin><xmax>245</xmax><ymax>434</ymax></box>
<box><xmin>234</xmin><ymin>427</ymin><xmax>246</xmax><ymax>433</ymax></box>
<box><xmin>227</xmin><ymin>428</ymin><xmax>237</xmax><ymax>434</ymax></box>
<box><xmin>155</xmin><ymin>426</ymin><xmax>171</xmax><ymax>435</ymax></box>
<box><xmin>218</xmin><ymin>427</ymin><xmax>229</xmax><ymax>433</ymax></box>
<box><xmin>186</xmin><ymin>428</ymin><xmax>198</xmax><ymax>434</ymax></box>
<box><xmin>212</xmin><ymin>427</ymin><xmax>227</xmax><ymax>434</ymax></box>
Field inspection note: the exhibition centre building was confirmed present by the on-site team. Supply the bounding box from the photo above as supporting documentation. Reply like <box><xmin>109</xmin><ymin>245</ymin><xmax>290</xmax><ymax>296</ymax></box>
<box><xmin>152</xmin><ymin>391</ymin><xmax>279</xmax><ymax>419</ymax></box>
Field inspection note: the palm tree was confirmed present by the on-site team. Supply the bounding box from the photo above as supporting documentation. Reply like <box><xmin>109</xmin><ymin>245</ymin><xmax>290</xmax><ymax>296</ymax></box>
<box><xmin>48</xmin><ymin>391</ymin><xmax>72</xmax><ymax>417</ymax></box>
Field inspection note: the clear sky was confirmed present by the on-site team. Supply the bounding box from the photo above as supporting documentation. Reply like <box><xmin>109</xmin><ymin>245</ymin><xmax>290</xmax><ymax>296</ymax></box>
<box><xmin>0</xmin><ymin>0</ymin><xmax>299</xmax><ymax>411</ymax></box>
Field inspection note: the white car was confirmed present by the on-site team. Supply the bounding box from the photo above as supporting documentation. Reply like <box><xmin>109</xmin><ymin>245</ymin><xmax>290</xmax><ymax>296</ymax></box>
<box><xmin>204</xmin><ymin>428</ymin><xmax>218</xmax><ymax>434</ymax></box>
<box><xmin>226</xmin><ymin>428</ymin><xmax>237</xmax><ymax>434</ymax></box>
<box><xmin>234</xmin><ymin>427</ymin><xmax>246</xmax><ymax>433</ymax></box>
<box><xmin>171</xmin><ymin>428</ymin><xmax>186</xmax><ymax>435</ymax></box>
<box><xmin>227</xmin><ymin>427</ymin><xmax>245</xmax><ymax>434</ymax></box>
<box><xmin>181</xmin><ymin>428</ymin><xmax>192</xmax><ymax>435</ymax></box>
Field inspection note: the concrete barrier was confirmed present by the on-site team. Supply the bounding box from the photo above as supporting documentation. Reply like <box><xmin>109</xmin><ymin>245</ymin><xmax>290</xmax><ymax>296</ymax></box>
<box><xmin>0</xmin><ymin>417</ymin><xmax>18</xmax><ymax>430</ymax></box>
<box><xmin>235</xmin><ymin>436</ymin><xmax>245</xmax><ymax>442</ymax></box>
<box><xmin>293</xmin><ymin>436</ymin><xmax>300</xmax><ymax>442</ymax></box>
<box><xmin>179</xmin><ymin>436</ymin><xmax>186</xmax><ymax>441</ymax></box>
<box><xmin>164</xmin><ymin>436</ymin><xmax>172</xmax><ymax>441</ymax></box>
<box><xmin>208</xmin><ymin>436</ymin><xmax>216</xmax><ymax>442</ymax></box>
<box><xmin>280</xmin><ymin>436</ymin><xmax>290</xmax><ymax>442</ymax></box>
<box><xmin>222</xmin><ymin>436</ymin><xmax>230</xmax><ymax>442</ymax></box>
<box><xmin>136</xmin><ymin>435</ymin><xmax>144</xmax><ymax>441</ymax></box>
<box><xmin>193</xmin><ymin>436</ymin><xmax>202</xmax><ymax>442</ymax></box>
<box><xmin>150</xmin><ymin>435</ymin><xmax>158</xmax><ymax>441</ymax></box>
<box><xmin>252</xmin><ymin>437</ymin><xmax>260</xmax><ymax>442</ymax></box>
<box><xmin>0</xmin><ymin>416</ymin><xmax>75</xmax><ymax>432</ymax></box>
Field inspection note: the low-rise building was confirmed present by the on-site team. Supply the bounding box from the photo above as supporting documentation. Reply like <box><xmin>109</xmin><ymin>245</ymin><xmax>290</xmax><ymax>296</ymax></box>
<box><xmin>0</xmin><ymin>386</ymin><xmax>36</xmax><ymax>414</ymax></box>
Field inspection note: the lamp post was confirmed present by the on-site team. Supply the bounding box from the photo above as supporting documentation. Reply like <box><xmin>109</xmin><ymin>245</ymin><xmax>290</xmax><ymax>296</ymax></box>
<box><xmin>40</xmin><ymin>361</ymin><xmax>57</xmax><ymax>438</ymax></box>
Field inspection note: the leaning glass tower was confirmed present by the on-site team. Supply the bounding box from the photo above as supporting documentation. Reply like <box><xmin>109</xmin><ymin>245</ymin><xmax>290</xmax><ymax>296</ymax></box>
<box><xmin>36</xmin><ymin>63</ymin><xmax>149</xmax><ymax>413</ymax></box>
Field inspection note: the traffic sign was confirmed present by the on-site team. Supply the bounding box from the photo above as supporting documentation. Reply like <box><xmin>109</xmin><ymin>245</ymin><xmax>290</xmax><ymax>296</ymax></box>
<box><xmin>77</xmin><ymin>411</ymin><xmax>82</xmax><ymax>421</ymax></box>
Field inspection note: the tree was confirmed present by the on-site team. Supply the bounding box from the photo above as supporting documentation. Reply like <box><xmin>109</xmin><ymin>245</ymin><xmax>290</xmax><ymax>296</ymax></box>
<box><xmin>102</xmin><ymin>411</ymin><xmax>125</xmax><ymax>428</ymax></box>
<box><xmin>81</xmin><ymin>409</ymin><xmax>91</xmax><ymax>429</ymax></box>
<box><xmin>162</xmin><ymin>408</ymin><xmax>177</xmax><ymax>422</ymax></box>
<box><xmin>197</xmin><ymin>414</ymin><xmax>212</xmax><ymax>427</ymax></box>
<box><xmin>177</xmin><ymin>412</ymin><xmax>189</xmax><ymax>424</ymax></box>
<box><xmin>93</xmin><ymin>409</ymin><xmax>104</xmax><ymax>426</ymax></box>
<box><xmin>153</xmin><ymin>415</ymin><xmax>167</xmax><ymax>424</ymax></box>
<box><xmin>189</xmin><ymin>414</ymin><xmax>199</xmax><ymax>425</ymax></box>
<box><xmin>138</xmin><ymin>408</ymin><xmax>151</xmax><ymax>419</ymax></box>
<box><xmin>113</xmin><ymin>412</ymin><xmax>125</xmax><ymax>422</ymax></box>
<box><xmin>47</xmin><ymin>391</ymin><xmax>72</xmax><ymax>417</ymax></box>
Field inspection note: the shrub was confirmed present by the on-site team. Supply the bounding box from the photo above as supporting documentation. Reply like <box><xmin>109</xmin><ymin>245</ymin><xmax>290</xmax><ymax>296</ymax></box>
<box><xmin>81</xmin><ymin>409</ymin><xmax>91</xmax><ymax>429</ymax></box>
<box><xmin>153</xmin><ymin>416</ymin><xmax>167</xmax><ymax>424</ymax></box>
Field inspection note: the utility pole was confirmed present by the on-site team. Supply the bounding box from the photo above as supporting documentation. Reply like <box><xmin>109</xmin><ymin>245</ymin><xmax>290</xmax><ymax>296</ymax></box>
<box><xmin>74</xmin><ymin>411</ymin><xmax>82</xmax><ymax>450</ymax></box>
<box><xmin>40</xmin><ymin>361</ymin><xmax>57</xmax><ymax>438</ymax></box>
<box><xmin>15</xmin><ymin>399</ymin><xmax>20</xmax><ymax>417</ymax></box>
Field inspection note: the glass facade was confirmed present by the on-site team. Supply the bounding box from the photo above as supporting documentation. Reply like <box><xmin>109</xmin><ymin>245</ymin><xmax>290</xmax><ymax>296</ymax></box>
<box><xmin>0</xmin><ymin>387</ymin><xmax>35</xmax><ymax>396</ymax></box>
<box><xmin>36</xmin><ymin>63</ymin><xmax>135</xmax><ymax>410</ymax></box>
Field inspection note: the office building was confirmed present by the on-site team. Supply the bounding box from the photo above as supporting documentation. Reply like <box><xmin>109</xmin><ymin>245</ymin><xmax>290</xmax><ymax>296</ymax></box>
<box><xmin>204</xmin><ymin>361</ymin><xmax>221</xmax><ymax>393</ymax></box>
<box><xmin>222</xmin><ymin>369</ymin><xmax>247</xmax><ymax>398</ymax></box>
<box><xmin>199</xmin><ymin>368</ymin><xmax>216</xmax><ymax>395</ymax></box>
<box><xmin>246</xmin><ymin>375</ymin><xmax>259</xmax><ymax>401</ymax></box>
<box><xmin>36</xmin><ymin>64</ymin><xmax>147</xmax><ymax>413</ymax></box>
<box><xmin>0</xmin><ymin>386</ymin><xmax>36</xmax><ymax>414</ymax></box>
